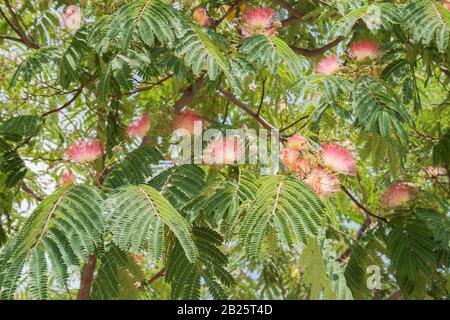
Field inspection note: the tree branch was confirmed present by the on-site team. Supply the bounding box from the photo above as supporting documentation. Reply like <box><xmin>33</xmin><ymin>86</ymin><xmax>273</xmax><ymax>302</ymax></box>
<box><xmin>21</xmin><ymin>182</ymin><xmax>44</xmax><ymax>201</ymax></box>
<box><xmin>0</xmin><ymin>34</ymin><xmax>22</xmax><ymax>43</ymax></box>
<box><xmin>115</xmin><ymin>74</ymin><xmax>172</xmax><ymax>97</ymax></box>
<box><xmin>341</xmin><ymin>185</ymin><xmax>387</xmax><ymax>223</ymax></box>
<box><xmin>148</xmin><ymin>267</ymin><xmax>166</xmax><ymax>284</ymax></box>
<box><xmin>2</xmin><ymin>1</ymin><xmax>39</xmax><ymax>49</ymax></box>
<box><xmin>280</xmin><ymin>115</ymin><xmax>309</xmax><ymax>132</ymax></box>
<box><xmin>291</xmin><ymin>37</ymin><xmax>344</xmax><ymax>57</ymax></box>
<box><xmin>77</xmin><ymin>255</ymin><xmax>96</xmax><ymax>300</ymax></box>
<box><xmin>41</xmin><ymin>88</ymin><xmax>83</xmax><ymax>117</ymax></box>
<box><xmin>386</xmin><ymin>289</ymin><xmax>402</xmax><ymax>300</ymax></box>
<box><xmin>212</xmin><ymin>0</ymin><xmax>246</xmax><ymax>29</ymax></box>
<box><xmin>173</xmin><ymin>76</ymin><xmax>205</xmax><ymax>112</ymax></box>
<box><xmin>219</xmin><ymin>87</ymin><xmax>285</xmax><ymax>140</ymax></box>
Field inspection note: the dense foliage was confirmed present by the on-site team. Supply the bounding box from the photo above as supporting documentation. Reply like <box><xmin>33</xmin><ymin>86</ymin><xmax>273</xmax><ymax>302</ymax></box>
<box><xmin>0</xmin><ymin>0</ymin><xmax>449</xmax><ymax>300</ymax></box>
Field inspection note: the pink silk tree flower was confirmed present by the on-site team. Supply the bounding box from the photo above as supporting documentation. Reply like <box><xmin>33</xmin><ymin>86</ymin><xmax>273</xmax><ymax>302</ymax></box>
<box><xmin>321</xmin><ymin>143</ymin><xmax>357</xmax><ymax>176</ymax></box>
<box><xmin>349</xmin><ymin>40</ymin><xmax>380</xmax><ymax>61</ymax></box>
<box><xmin>316</xmin><ymin>54</ymin><xmax>341</xmax><ymax>75</ymax></box>
<box><xmin>241</xmin><ymin>7</ymin><xmax>278</xmax><ymax>37</ymax></box>
<box><xmin>173</xmin><ymin>110</ymin><xmax>205</xmax><ymax>136</ymax></box>
<box><xmin>287</xmin><ymin>134</ymin><xmax>309</xmax><ymax>151</ymax></box>
<box><xmin>193</xmin><ymin>7</ymin><xmax>210</xmax><ymax>27</ymax></box>
<box><xmin>304</xmin><ymin>167</ymin><xmax>340</xmax><ymax>198</ymax></box>
<box><xmin>126</xmin><ymin>114</ymin><xmax>151</xmax><ymax>139</ymax></box>
<box><xmin>280</xmin><ymin>148</ymin><xmax>300</xmax><ymax>172</ymax></box>
<box><xmin>203</xmin><ymin>137</ymin><xmax>245</xmax><ymax>166</ymax></box>
<box><xmin>444</xmin><ymin>1</ymin><xmax>450</xmax><ymax>11</ymax></box>
<box><xmin>61</xmin><ymin>170</ymin><xmax>76</xmax><ymax>185</ymax></box>
<box><xmin>64</xmin><ymin>139</ymin><xmax>103</xmax><ymax>164</ymax></box>
<box><xmin>381</xmin><ymin>182</ymin><xmax>416</xmax><ymax>208</ymax></box>
<box><xmin>62</xmin><ymin>5</ymin><xmax>83</xmax><ymax>32</ymax></box>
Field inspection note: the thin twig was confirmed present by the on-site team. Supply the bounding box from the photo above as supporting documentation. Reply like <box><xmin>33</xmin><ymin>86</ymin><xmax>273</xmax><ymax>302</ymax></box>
<box><xmin>341</xmin><ymin>185</ymin><xmax>387</xmax><ymax>223</ymax></box>
<box><xmin>219</xmin><ymin>87</ymin><xmax>286</xmax><ymax>141</ymax></box>
<box><xmin>280</xmin><ymin>115</ymin><xmax>309</xmax><ymax>132</ymax></box>
<box><xmin>41</xmin><ymin>88</ymin><xmax>83</xmax><ymax>117</ymax></box>
<box><xmin>21</xmin><ymin>182</ymin><xmax>44</xmax><ymax>201</ymax></box>
<box><xmin>256</xmin><ymin>78</ymin><xmax>266</xmax><ymax>116</ymax></box>
<box><xmin>291</xmin><ymin>37</ymin><xmax>344</xmax><ymax>57</ymax></box>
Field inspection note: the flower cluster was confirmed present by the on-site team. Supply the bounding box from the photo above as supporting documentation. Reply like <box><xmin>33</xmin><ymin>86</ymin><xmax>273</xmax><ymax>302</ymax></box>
<box><xmin>280</xmin><ymin>135</ymin><xmax>357</xmax><ymax>198</ymax></box>
<box><xmin>241</xmin><ymin>7</ymin><xmax>280</xmax><ymax>38</ymax></box>
<box><xmin>126</xmin><ymin>114</ymin><xmax>151</xmax><ymax>139</ymax></box>
<box><xmin>315</xmin><ymin>40</ymin><xmax>381</xmax><ymax>75</ymax></box>
<box><xmin>64</xmin><ymin>139</ymin><xmax>103</xmax><ymax>164</ymax></box>
<box><xmin>316</xmin><ymin>54</ymin><xmax>341</xmax><ymax>75</ymax></box>
<box><xmin>173</xmin><ymin>110</ymin><xmax>205</xmax><ymax>136</ymax></box>
<box><xmin>381</xmin><ymin>182</ymin><xmax>416</xmax><ymax>208</ymax></box>
<box><xmin>444</xmin><ymin>1</ymin><xmax>450</xmax><ymax>11</ymax></box>
<box><xmin>62</xmin><ymin>5</ymin><xmax>83</xmax><ymax>32</ymax></box>
<box><xmin>192</xmin><ymin>7</ymin><xmax>210</xmax><ymax>27</ymax></box>
<box><xmin>203</xmin><ymin>136</ymin><xmax>245</xmax><ymax>167</ymax></box>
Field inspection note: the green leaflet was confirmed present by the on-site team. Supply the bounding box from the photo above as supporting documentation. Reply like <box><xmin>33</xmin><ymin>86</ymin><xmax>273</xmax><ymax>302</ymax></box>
<box><xmin>103</xmin><ymin>184</ymin><xmax>198</xmax><ymax>263</ymax></box>
<box><xmin>240</xmin><ymin>35</ymin><xmax>304</xmax><ymax>80</ymax></box>
<box><xmin>91</xmin><ymin>244</ymin><xmax>144</xmax><ymax>300</ymax></box>
<box><xmin>0</xmin><ymin>185</ymin><xmax>105</xmax><ymax>300</ymax></box>
<box><xmin>240</xmin><ymin>175</ymin><xmax>326</xmax><ymax>258</ymax></box>
<box><xmin>104</xmin><ymin>146</ymin><xmax>163</xmax><ymax>188</ymax></box>
<box><xmin>404</xmin><ymin>0</ymin><xmax>450</xmax><ymax>52</ymax></box>
<box><xmin>299</xmin><ymin>232</ymin><xmax>353</xmax><ymax>300</ymax></box>
<box><xmin>387</xmin><ymin>211</ymin><xmax>438</xmax><ymax>282</ymax></box>
<box><xmin>165</xmin><ymin>226</ymin><xmax>234</xmax><ymax>299</ymax></box>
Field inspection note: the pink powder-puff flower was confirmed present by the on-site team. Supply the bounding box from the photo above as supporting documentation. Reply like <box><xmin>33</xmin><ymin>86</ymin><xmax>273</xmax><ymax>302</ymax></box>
<box><xmin>444</xmin><ymin>1</ymin><xmax>450</xmax><ymax>11</ymax></box>
<box><xmin>305</xmin><ymin>167</ymin><xmax>340</xmax><ymax>198</ymax></box>
<box><xmin>316</xmin><ymin>54</ymin><xmax>341</xmax><ymax>75</ymax></box>
<box><xmin>287</xmin><ymin>134</ymin><xmax>309</xmax><ymax>151</ymax></box>
<box><xmin>64</xmin><ymin>139</ymin><xmax>103</xmax><ymax>164</ymax></box>
<box><xmin>62</xmin><ymin>5</ymin><xmax>83</xmax><ymax>32</ymax></box>
<box><xmin>241</xmin><ymin>7</ymin><xmax>278</xmax><ymax>37</ymax></box>
<box><xmin>193</xmin><ymin>7</ymin><xmax>210</xmax><ymax>27</ymax></box>
<box><xmin>321</xmin><ymin>143</ymin><xmax>357</xmax><ymax>176</ymax></box>
<box><xmin>61</xmin><ymin>170</ymin><xmax>76</xmax><ymax>185</ymax></box>
<box><xmin>203</xmin><ymin>137</ymin><xmax>245</xmax><ymax>166</ymax></box>
<box><xmin>126</xmin><ymin>114</ymin><xmax>151</xmax><ymax>139</ymax></box>
<box><xmin>280</xmin><ymin>148</ymin><xmax>300</xmax><ymax>172</ymax></box>
<box><xmin>381</xmin><ymin>182</ymin><xmax>416</xmax><ymax>208</ymax></box>
<box><xmin>349</xmin><ymin>40</ymin><xmax>380</xmax><ymax>61</ymax></box>
<box><xmin>173</xmin><ymin>110</ymin><xmax>205</xmax><ymax>136</ymax></box>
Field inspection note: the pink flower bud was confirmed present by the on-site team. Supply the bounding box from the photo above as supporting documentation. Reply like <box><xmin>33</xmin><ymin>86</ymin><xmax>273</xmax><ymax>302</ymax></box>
<box><xmin>61</xmin><ymin>170</ymin><xmax>76</xmax><ymax>185</ymax></box>
<box><xmin>62</xmin><ymin>5</ymin><xmax>83</xmax><ymax>32</ymax></box>
<box><xmin>193</xmin><ymin>7</ymin><xmax>210</xmax><ymax>27</ymax></box>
